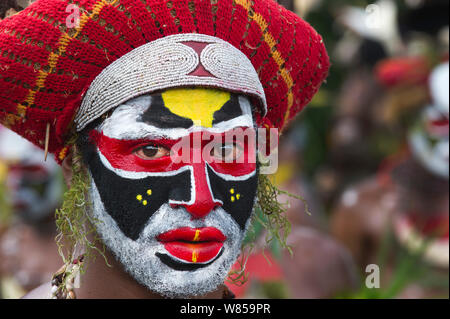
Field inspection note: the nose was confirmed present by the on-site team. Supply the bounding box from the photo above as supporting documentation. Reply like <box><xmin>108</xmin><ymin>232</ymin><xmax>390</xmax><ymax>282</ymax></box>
<box><xmin>183</xmin><ymin>193</ymin><xmax>220</xmax><ymax>219</ymax></box>
<box><xmin>174</xmin><ymin>162</ymin><xmax>221</xmax><ymax>219</ymax></box>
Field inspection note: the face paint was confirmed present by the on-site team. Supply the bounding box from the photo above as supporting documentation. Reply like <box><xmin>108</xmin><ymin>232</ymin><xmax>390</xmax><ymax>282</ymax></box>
<box><xmin>80</xmin><ymin>88</ymin><xmax>258</xmax><ymax>297</ymax></box>
<box><xmin>409</xmin><ymin>106</ymin><xmax>449</xmax><ymax>179</ymax></box>
<box><xmin>160</xmin><ymin>88</ymin><xmax>232</xmax><ymax>128</ymax></box>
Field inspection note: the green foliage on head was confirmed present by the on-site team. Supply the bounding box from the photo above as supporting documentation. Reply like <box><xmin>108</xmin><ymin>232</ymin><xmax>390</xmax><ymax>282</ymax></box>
<box><xmin>226</xmin><ymin>170</ymin><xmax>310</xmax><ymax>286</ymax></box>
<box><xmin>54</xmin><ymin>141</ymin><xmax>109</xmax><ymax>272</ymax></box>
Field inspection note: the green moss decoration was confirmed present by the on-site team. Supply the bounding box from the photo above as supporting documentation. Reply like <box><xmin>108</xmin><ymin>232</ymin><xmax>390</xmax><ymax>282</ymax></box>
<box><xmin>227</xmin><ymin>171</ymin><xmax>311</xmax><ymax>286</ymax></box>
<box><xmin>226</xmin><ymin>243</ymin><xmax>254</xmax><ymax>286</ymax></box>
<box><xmin>256</xmin><ymin>173</ymin><xmax>311</xmax><ymax>254</ymax></box>
<box><xmin>54</xmin><ymin>143</ymin><xmax>109</xmax><ymax>278</ymax></box>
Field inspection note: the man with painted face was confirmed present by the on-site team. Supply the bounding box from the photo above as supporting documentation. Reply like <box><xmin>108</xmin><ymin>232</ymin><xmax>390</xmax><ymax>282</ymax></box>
<box><xmin>0</xmin><ymin>0</ymin><xmax>329</xmax><ymax>299</ymax></box>
<box><xmin>75</xmin><ymin>87</ymin><xmax>259</xmax><ymax>298</ymax></box>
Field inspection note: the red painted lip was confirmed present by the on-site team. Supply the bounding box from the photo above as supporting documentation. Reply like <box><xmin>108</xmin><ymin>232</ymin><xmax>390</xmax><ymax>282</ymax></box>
<box><xmin>157</xmin><ymin>227</ymin><xmax>226</xmax><ymax>242</ymax></box>
<box><xmin>157</xmin><ymin>227</ymin><xmax>226</xmax><ymax>264</ymax></box>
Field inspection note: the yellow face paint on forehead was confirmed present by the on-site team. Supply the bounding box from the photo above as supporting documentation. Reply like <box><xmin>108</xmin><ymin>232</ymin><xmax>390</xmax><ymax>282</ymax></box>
<box><xmin>161</xmin><ymin>88</ymin><xmax>231</xmax><ymax>128</ymax></box>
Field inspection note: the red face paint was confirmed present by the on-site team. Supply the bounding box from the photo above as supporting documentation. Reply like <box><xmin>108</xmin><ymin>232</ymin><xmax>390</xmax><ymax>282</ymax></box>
<box><xmin>90</xmin><ymin>128</ymin><xmax>257</xmax><ymax>219</ymax></box>
<box><xmin>157</xmin><ymin>227</ymin><xmax>226</xmax><ymax>264</ymax></box>
<box><xmin>426</xmin><ymin>117</ymin><xmax>450</xmax><ymax>138</ymax></box>
<box><xmin>90</xmin><ymin>129</ymin><xmax>256</xmax><ymax>175</ymax></box>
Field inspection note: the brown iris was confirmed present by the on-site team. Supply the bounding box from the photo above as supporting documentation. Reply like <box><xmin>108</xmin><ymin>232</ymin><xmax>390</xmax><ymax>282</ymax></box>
<box><xmin>210</xmin><ymin>143</ymin><xmax>243</xmax><ymax>162</ymax></box>
<box><xmin>135</xmin><ymin>145</ymin><xmax>170</xmax><ymax>160</ymax></box>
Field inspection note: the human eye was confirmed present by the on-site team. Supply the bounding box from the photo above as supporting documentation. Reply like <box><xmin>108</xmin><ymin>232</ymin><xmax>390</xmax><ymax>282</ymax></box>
<box><xmin>134</xmin><ymin>144</ymin><xmax>170</xmax><ymax>160</ymax></box>
<box><xmin>210</xmin><ymin>142</ymin><xmax>243</xmax><ymax>162</ymax></box>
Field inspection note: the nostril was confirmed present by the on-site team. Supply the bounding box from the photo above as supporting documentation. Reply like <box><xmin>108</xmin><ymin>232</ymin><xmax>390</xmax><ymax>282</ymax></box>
<box><xmin>169</xmin><ymin>201</ymin><xmax>221</xmax><ymax>219</ymax></box>
<box><xmin>184</xmin><ymin>200</ymin><xmax>222</xmax><ymax>219</ymax></box>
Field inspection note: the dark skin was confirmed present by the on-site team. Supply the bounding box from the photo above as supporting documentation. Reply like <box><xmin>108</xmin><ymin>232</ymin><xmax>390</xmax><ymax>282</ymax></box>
<box><xmin>23</xmin><ymin>153</ymin><xmax>227</xmax><ymax>299</ymax></box>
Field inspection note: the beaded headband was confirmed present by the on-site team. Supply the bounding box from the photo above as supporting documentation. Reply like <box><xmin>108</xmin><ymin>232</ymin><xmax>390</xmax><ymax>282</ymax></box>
<box><xmin>75</xmin><ymin>33</ymin><xmax>267</xmax><ymax>131</ymax></box>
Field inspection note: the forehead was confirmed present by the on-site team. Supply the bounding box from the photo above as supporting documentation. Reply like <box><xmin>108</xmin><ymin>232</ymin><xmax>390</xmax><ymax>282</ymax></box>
<box><xmin>160</xmin><ymin>88</ymin><xmax>234</xmax><ymax>128</ymax></box>
<box><xmin>99</xmin><ymin>88</ymin><xmax>254</xmax><ymax>139</ymax></box>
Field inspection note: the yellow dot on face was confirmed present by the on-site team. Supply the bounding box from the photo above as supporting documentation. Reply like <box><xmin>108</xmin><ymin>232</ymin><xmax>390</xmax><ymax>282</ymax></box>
<box><xmin>147</xmin><ymin>189</ymin><xmax>152</xmax><ymax>196</ymax></box>
<box><xmin>231</xmin><ymin>196</ymin><xmax>235</xmax><ymax>202</ymax></box>
<box><xmin>136</xmin><ymin>195</ymin><xmax>143</xmax><ymax>201</ymax></box>
<box><xmin>230</xmin><ymin>188</ymin><xmax>235</xmax><ymax>194</ymax></box>
<box><xmin>142</xmin><ymin>200</ymin><xmax>148</xmax><ymax>206</ymax></box>
<box><xmin>236</xmin><ymin>194</ymin><xmax>241</xmax><ymax>200</ymax></box>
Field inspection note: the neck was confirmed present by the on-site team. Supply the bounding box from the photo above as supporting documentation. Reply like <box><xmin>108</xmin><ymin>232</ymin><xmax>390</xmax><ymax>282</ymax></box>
<box><xmin>74</xmin><ymin>242</ymin><xmax>226</xmax><ymax>299</ymax></box>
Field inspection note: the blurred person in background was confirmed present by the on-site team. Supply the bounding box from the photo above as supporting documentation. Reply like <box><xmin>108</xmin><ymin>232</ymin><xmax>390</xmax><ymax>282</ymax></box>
<box><xmin>0</xmin><ymin>128</ymin><xmax>63</xmax><ymax>298</ymax></box>
<box><xmin>330</xmin><ymin>58</ymin><xmax>448</xmax><ymax>299</ymax></box>
<box><xmin>393</xmin><ymin>62</ymin><xmax>449</xmax><ymax>270</ymax></box>
<box><xmin>306</xmin><ymin>0</ymin><xmax>449</xmax><ymax>298</ymax></box>
<box><xmin>276</xmin><ymin>128</ymin><xmax>359</xmax><ymax>299</ymax></box>
<box><xmin>316</xmin><ymin>0</ymin><xmax>448</xmax><ymax>207</ymax></box>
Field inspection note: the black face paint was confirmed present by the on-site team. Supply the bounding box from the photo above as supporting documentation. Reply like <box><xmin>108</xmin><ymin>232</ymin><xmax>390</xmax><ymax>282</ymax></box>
<box><xmin>207</xmin><ymin>165</ymin><xmax>258</xmax><ymax>230</ymax></box>
<box><xmin>155</xmin><ymin>249</ymin><xmax>224</xmax><ymax>271</ymax></box>
<box><xmin>139</xmin><ymin>93</ymin><xmax>244</xmax><ymax>130</ymax></box>
<box><xmin>212</xmin><ymin>94</ymin><xmax>243</xmax><ymax>125</ymax></box>
<box><xmin>78</xmin><ymin>133</ymin><xmax>258</xmax><ymax>241</ymax></box>
<box><xmin>79</xmin><ymin>139</ymin><xmax>190</xmax><ymax>240</ymax></box>
<box><xmin>77</xmin><ymin>91</ymin><xmax>257</xmax><ymax>243</ymax></box>
<box><xmin>140</xmin><ymin>94</ymin><xmax>194</xmax><ymax>129</ymax></box>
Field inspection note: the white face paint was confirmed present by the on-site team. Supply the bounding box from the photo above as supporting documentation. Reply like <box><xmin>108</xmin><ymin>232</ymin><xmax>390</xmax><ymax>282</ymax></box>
<box><xmin>83</xmin><ymin>90</ymin><xmax>258</xmax><ymax>298</ymax></box>
<box><xmin>99</xmin><ymin>95</ymin><xmax>254</xmax><ymax>141</ymax></box>
<box><xmin>90</xmin><ymin>182</ymin><xmax>251</xmax><ymax>298</ymax></box>
<box><xmin>409</xmin><ymin>106</ymin><xmax>449</xmax><ymax>179</ymax></box>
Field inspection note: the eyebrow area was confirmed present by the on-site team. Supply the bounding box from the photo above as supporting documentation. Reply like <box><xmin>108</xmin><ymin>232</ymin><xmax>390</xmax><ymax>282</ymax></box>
<box><xmin>139</xmin><ymin>92</ymin><xmax>243</xmax><ymax>129</ymax></box>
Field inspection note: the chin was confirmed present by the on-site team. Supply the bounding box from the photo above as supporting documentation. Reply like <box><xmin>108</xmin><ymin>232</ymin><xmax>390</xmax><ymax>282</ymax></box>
<box><xmin>89</xmin><ymin>180</ymin><xmax>251</xmax><ymax>298</ymax></box>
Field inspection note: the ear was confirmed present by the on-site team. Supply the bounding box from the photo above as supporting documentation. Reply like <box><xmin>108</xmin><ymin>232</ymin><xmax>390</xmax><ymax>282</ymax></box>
<box><xmin>62</xmin><ymin>151</ymin><xmax>73</xmax><ymax>188</ymax></box>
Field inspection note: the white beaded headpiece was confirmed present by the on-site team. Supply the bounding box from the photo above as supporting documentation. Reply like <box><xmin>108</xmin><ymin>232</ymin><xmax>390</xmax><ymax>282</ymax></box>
<box><xmin>75</xmin><ymin>33</ymin><xmax>267</xmax><ymax>131</ymax></box>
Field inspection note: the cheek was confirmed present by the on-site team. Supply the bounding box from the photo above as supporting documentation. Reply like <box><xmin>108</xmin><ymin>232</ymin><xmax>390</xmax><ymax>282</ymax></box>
<box><xmin>207</xmin><ymin>154</ymin><xmax>257</xmax><ymax>177</ymax></box>
<box><xmin>206</xmin><ymin>133</ymin><xmax>257</xmax><ymax>177</ymax></box>
<box><xmin>85</xmin><ymin>130</ymin><xmax>258</xmax><ymax>237</ymax></box>
<box><xmin>207</xmin><ymin>165</ymin><xmax>258</xmax><ymax>229</ymax></box>
<box><xmin>91</xmin><ymin>130</ymin><xmax>180</xmax><ymax>173</ymax></box>
<box><xmin>90</xmin><ymin>154</ymin><xmax>257</xmax><ymax>237</ymax></box>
